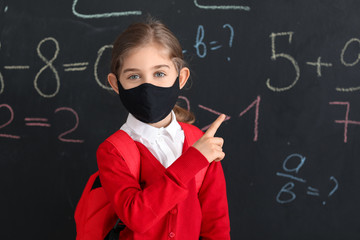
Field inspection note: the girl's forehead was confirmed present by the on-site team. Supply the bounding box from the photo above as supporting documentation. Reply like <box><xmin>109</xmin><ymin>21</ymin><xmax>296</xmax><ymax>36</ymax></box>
<box><xmin>128</xmin><ymin>42</ymin><xmax>170</xmax><ymax>58</ymax></box>
<box><xmin>122</xmin><ymin>43</ymin><xmax>174</xmax><ymax>68</ymax></box>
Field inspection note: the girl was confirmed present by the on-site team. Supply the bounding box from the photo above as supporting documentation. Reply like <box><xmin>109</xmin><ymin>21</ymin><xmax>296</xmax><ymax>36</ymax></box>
<box><xmin>97</xmin><ymin>17</ymin><xmax>230</xmax><ymax>239</ymax></box>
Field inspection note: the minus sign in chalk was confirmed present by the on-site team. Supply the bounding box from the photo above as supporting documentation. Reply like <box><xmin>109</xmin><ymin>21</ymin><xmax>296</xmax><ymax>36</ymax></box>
<box><xmin>0</xmin><ymin>133</ymin><xmax>21</xmax><ymax>139</ymax></box>
<box><xmin>4</xmin><ymin>65</ymin><xmax>30</xmax><ymax>70</ymax></box>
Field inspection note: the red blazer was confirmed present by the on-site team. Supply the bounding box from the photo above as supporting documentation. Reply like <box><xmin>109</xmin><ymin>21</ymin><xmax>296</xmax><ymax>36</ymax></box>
<box><xmin>96</xmin><ymin>122</ymin><xmax>230</xmax><ymax>239</ymax></box>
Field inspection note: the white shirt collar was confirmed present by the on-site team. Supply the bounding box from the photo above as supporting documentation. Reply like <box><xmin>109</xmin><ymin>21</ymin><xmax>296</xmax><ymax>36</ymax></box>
<box><xmin>125</xmin><ymin>111</ymin><xmax>181</xmax><ymax>142</ymax></box>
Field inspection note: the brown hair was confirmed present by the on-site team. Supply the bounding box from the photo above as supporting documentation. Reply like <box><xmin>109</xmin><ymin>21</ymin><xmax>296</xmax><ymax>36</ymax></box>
<box><xmin>110</xmin><ymin>17</ymin><xmax>195</xmax><ymax>124</ymax></box>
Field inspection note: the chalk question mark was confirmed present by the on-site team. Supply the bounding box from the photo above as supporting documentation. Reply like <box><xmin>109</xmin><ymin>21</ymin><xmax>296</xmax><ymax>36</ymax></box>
<box><xmin>322</xmin><ymin>176</ymin><xmax>339</xmax><ymax>205</ymax></box>
<box><xmin>223</xmin><ymin>24</ymin><xmax>234</xmax><ymax>61</ymax></box>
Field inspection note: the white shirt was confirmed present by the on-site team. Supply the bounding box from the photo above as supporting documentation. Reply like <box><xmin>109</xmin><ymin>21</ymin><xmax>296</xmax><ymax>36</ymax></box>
<box><xmin>120</xmin><ymin>111</ymin><xmax>185</xmax><ymax>169</ymax></box>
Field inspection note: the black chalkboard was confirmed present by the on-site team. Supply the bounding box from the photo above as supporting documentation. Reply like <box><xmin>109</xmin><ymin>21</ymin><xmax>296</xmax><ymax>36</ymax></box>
<box><xmin>1</xmin><ymin>0</ymin><xmax>360</xmax><ymax>239</ymax></box>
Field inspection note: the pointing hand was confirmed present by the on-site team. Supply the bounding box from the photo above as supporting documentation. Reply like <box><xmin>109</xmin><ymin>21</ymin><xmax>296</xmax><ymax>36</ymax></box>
<box><xmin>193</xmin><ymin>114</ymin><xmax>226</xmax><ymax>163</ymax></box>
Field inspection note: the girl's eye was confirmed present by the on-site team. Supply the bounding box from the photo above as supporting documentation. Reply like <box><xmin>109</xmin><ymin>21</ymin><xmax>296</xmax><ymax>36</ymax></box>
<box><xmin>154</xmin><ymin>72</ymin><xmax>165</xmax><ymax>77</ymax></box>
<box><xmin>128</xmin><ymin>74</ymin><xmax>140</xmax><ymax>80</ymax></box>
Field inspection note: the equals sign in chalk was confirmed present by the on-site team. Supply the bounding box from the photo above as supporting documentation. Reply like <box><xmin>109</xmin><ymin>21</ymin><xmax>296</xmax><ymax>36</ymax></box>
<box><xmin>210</xmin><ymin>41</ymin><xmax>222</xmax><ymax>51</ymax></box>
<box><xmin>25</xmin><ymin>118</ymin><xmax>51</xmax><ymax>127</ymax></box>
<box><xmin>307</xmin><ymin>186</ymin><xmax>320</xmax><ymax>196</ymax></box>
<box><xmin>63</xmin><ymin>62</ymin><xmax>89</xmax><ymax>72</ymax></box>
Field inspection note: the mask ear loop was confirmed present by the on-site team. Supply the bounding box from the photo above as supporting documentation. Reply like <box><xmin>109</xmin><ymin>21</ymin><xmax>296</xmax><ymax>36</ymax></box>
<box><xmin>115</xmin><ymin>74</ymin><xmax>124</xmax><ymax>91</ymax></box>
<box><xmin>176</xmin><ymin>70</ymin><xmax>181</xmax><ymax>87</ymax></box>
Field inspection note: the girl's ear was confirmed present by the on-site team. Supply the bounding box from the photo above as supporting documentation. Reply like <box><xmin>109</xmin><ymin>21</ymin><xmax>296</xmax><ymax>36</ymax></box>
<box><xmin>108</xmin><ymin>73</ymin><xmax>119</xmax><ymax>94</ymax></box>
<box><xmin>179</xmin><ymin>67</ymin><xmax>190</xmax><ymax>89</ymax></box>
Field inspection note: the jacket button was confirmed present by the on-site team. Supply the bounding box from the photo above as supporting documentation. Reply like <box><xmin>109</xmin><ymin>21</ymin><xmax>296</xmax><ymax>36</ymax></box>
<box><xmin>169</xmin><ymin>232</ymin><xmax>176</xmax><ymax>238</ymax></box>
<box><xmin>170</xmin><ymin>208</ymin><xmax>177</xmax><ymax>214</ymax></box>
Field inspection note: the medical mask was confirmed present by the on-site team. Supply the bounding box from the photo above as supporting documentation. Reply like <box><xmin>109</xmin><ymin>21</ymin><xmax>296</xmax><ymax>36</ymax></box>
<box><xmin>117</xmin><ymin>77</ymin><xmax>180</xmax><ymax>123</ymax></box>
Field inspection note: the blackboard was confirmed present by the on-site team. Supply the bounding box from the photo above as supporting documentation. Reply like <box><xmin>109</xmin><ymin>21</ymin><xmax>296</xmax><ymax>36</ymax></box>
<box><xmin>1</xmin><ymin>0</ymin><xmax>360</xmax><ymax>239</ymax></box>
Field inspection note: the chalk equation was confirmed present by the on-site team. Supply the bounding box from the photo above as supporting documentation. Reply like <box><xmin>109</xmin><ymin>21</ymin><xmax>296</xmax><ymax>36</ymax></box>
<box><xmin>193</xmin><ymin>24</ymin><xmax>234</xmax><ymax>61</ymax></box>
<box><xmin>178</xmin><ymin>95</ymin><xmax>259</xmax><ymax>139</ymax></box>
<box><xmin>0</xmin><ymin>25</ymin><xmax>235</xmax><ymax>97</ymax></box>
<box><xmin>0</xmin><ymin>104</ymin><xmax>84</xmax><ymax>143</ymax></box>
<box><xmin>0</xmin><ymin>37</ymin><xmax>114</xmax><ymax>96</ymax></box>
<box><xmin>276</xmin><ymin>153</ymin><xmax>339</xmax><ymax>205</ymax></box>
<box><xmin>0</xmin><ymin>96</ymin><xmax>232</xmax><ymax>143</ymax></box>
<box><xmin>267</xmin><ymin>31</ymin><xmax>360</xmax><ymax>92</ymax></box>
<box><xmin>3</xmin><ymin>30</ymin><xmax>360</xmax><ymax>98</ymax></box>
<box><xmin>179</xmin><ymin>95</ymin><xmax>358</xmax><ymax>144</ymax></box>
<box><xmin>183</xmin><ymin>95</ymin><xmax>360</xmax><ymax>144</ymax></box>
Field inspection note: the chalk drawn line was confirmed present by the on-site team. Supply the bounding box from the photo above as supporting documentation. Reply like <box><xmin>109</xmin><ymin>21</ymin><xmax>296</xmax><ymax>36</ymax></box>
<box><xmin>194</xmin><ymin>0</ymin><xmax>250</xmax><ymax>11</ymax></box>
<box><xmin>64</xmin><ymin>67</ymin><xmax>87</xmax><ymax>72</ymax></box>
<box><xmin>276</xmin><ymin>172</ymin><xmax>306</xmax><ymax>183</ymax></box>
<box><xmin>4</xmin><ymin>65</ymin><xmax>30</xmax><ymax>70</ymax></box>
<box><xmin>72</xmin><ymin>0</ymin><xmax>142</xmax><ymax>19</ymax></box>
<box><xmin>63</xmin><ymin>62</ymin><xmax>88</xmax><ymax>67</ymax></box>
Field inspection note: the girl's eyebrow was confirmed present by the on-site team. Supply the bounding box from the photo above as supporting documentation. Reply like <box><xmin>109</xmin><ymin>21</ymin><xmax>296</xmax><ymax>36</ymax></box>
<box><xmin>122</xmin><ymin>68</ymin><xmax>140</xmax><ymax>73</ymax></box>
<box><xmin>153</xmin><ymin>64</ymin><xmax>170</xmax><ymax>69</ymax></box>
<box><xmin>122</xmin><ymin>65</ymin><xmax>170</xmax><ymax>73</ymax></box>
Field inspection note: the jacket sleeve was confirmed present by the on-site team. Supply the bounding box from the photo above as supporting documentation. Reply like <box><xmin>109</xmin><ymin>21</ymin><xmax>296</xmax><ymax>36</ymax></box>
<box><xmin>199</xmin><ymin>161</ymin><xmax>231</xmax><ymax>239</ymax></box>
<box><xmin>96</xmin><ymin>140</ymin><xmax>209</xmax><ymax>234</ymax></box>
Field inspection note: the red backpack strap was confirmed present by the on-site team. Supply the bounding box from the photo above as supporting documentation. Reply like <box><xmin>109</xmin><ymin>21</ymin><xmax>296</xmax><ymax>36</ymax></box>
<box><xmin>105</xmin><ymin>130</ymin><xmax>140</xmax><ymax>181</ymax></box>
<box><xmin>75</xmin><ymin>130</ymin><xmax>140</xmax><ymax>240</ymax></box>
<box><xmin>74</xmin><ymin>171</ymin><xmax>100</xmax><ymax>239</ymax></box>
<box><xmin>178</xmin><ymin>122</ymin><xmax>209</xmax><ymax>193</ymax></box>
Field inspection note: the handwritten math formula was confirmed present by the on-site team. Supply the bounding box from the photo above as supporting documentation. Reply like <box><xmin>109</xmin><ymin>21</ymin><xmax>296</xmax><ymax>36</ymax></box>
<box><xmin>0</xmin><ymin>104</ymin><xmax>84</xmax><ymax>143</ymax></box>
<box><xmin>276</xmin><ymin>153</ymin><xmax>339</xmax><ymax>205</ymax></box>
<box><xmin>2</xmin><ymin>30</ymin><xmax>360</xmax><ymax>96</ymax></box>
<box><xmin>0</xmin><ymin>24</ymin><xmax>236</xmax><ymax>97</ymax></box>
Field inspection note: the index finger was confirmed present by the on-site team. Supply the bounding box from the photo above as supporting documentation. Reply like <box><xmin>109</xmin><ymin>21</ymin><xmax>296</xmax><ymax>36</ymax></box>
<box><xmin>204</xmin><ymin>114</ymin><xmax>226</xmax><ymax>137</ymax></box>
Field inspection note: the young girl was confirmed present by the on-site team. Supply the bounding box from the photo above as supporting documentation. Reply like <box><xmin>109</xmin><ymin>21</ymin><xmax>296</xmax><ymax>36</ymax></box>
<box><xmin>97</xmin><ymin>17</ymin><xmax>230</xmax><ymax>239</ymax></box>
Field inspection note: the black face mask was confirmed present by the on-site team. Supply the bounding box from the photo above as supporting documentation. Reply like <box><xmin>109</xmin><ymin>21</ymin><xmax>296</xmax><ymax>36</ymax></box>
<box><xmin>117</xmin><ymin>77</ymin><xmax>180</xmax><ymax>123</ymax></box>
